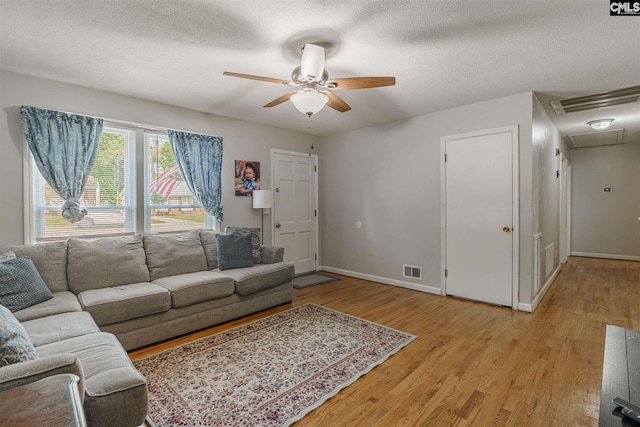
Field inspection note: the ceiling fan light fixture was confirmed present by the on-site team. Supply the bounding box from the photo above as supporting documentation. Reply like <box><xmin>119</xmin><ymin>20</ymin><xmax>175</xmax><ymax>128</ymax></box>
<box><xmin>290</xmin><ymin>90</ymin><xmax>328</xmax><ymax>116</ymax></box>
<box><xmin>587</xmin><ymin>118</ymin><xmax>614</xmax><ymax>130</ymax></box>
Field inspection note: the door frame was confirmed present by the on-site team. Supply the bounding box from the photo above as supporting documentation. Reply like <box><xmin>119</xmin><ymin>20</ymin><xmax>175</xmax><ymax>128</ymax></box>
<box><xmin>559</xmin><ymin>154</ymin><xmax>572</xmax><ymax>264</ymax></box>
<box><xmin>440</xmin><ymin>125</ymin><xmax>520</xmax><ymax>309</ymax></box>
<box><xmin>270</xmin><ymin>148</ymin><xmax>319</xmax><ymax>270</ymax></box>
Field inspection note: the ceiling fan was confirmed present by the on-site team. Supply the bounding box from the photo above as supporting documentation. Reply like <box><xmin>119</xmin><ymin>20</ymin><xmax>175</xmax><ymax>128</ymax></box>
<box><xmin>223</xmin><ymin>43</ymin><xmax>396</xmax><ymax>116</ymax></box>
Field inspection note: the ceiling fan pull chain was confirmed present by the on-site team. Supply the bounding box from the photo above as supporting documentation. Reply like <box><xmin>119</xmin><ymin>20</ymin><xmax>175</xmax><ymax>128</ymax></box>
<box><xmin>307</xmin><ymin>116</ymin><xmax>314</xmax><ymax>156</ymax></box>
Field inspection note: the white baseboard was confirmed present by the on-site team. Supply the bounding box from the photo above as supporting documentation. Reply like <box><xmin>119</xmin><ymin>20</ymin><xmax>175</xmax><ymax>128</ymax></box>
<box><xmin>319</xmin><ymin>265</ymin><xmax>442</xmax><ymax>295</ymax></box>
<box><xmin>570</xmin><ymin>252</ymin><xmax>640</xmax><ymax>262</ymax></box>
<box><xmin>519</xmin><ymin>264</ymin><xmax>561</xmax><ymax>312</ymax></box>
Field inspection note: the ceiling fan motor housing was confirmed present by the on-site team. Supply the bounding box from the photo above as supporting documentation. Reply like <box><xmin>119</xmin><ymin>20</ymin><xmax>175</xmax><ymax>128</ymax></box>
<box><xmin>292</xmin><ymin>66</ymin><xmax>329</xmax><ymax>85</ymax></box>
<box><xmin>300</xmin><ymin>43</ymin><xmax>325</xmax><ymax>82</ymax></box>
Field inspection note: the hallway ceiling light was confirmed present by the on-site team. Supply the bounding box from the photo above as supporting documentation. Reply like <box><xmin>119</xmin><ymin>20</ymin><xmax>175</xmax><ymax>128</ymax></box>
<box><xmin>587</xmin><ymin>118</ymin><xmax>614</xmax><ymax>131</ymax></box>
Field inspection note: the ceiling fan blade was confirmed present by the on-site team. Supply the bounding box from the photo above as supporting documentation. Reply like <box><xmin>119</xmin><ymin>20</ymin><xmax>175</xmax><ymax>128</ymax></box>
<box><xmin>321</xmin><ymin>91</ymin><xmax>351</xmax><ymax>112</ymax></box>
<box><xmin>263</xmin><ymin>92</ymin><xmax>295</xmax><ymax>108</ymax></box>
<box><xmin>223</xmin><ymin>72</ymin><xmax>291</xmax><ymax>85</ymax></box>
<box><xmin>326</xmin><ymin>77</ymin><xmax>396</xmax><ymax>90</ymax></box>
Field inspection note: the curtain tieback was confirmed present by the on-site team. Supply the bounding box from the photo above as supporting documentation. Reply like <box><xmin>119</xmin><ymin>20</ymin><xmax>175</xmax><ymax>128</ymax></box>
<box><xmin>61</xmin><ymin>198</ymin><xmax>86</xmax><ymax>223</ymax></box>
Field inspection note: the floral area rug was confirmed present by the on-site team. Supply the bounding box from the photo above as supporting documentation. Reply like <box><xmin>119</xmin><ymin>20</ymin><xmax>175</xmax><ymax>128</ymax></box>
<box><xmin>134</xmin><ymin>303</ymin><xmax>416</xmax><ymax>427</ymax></box>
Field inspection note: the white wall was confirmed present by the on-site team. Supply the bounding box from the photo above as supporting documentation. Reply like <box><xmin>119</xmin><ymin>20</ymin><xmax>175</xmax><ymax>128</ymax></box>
<box><xmin>318</xmin><ymin>93</ymin><xmax>539</xmax><ymax>305</ymax></box>
<box><xmin>570</xmin><ymin>142</ymin><xmax>640</xmax><ymax>260</ymax></box>
<box><xmin>0</xmin><ymin>71</ymin><xmax>316</xmax><ymax>245</ymax></box>
<box><xmin>530</xmin><ymin>95</ymin><xmax>571</xmax><ymax>305</ymax></box>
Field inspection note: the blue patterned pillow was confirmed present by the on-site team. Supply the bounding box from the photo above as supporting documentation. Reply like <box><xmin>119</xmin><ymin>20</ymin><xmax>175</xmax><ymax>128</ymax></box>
<box><xmin>216</xmin><ymin>233</ymin><xmax>254</xmax><ymax>270</ymax></box>
<box><xmin>0</xmin><ymin>251</ymin><xmax>16</xmax><ymax>263</ymax></box>
<box><xmin>0</xmin><ymin>257</ymin><xmax>53</xmax><ymax>312</ymax></box>
<box><xmin>0</xmin><ymin>304</ymin><xmax>38</xmax><ymax>366</ymax></box>
<box><xmin>224</xmin><ymin>226</ymin><xmax>262</xmax><ymax>264</ymax></box>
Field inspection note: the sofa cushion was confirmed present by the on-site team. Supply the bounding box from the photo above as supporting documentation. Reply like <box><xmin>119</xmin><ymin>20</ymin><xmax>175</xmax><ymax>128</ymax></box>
<box><xmin>0</xmin><ymin>304</ymin><xmax>38</xmax><ymax>366</ymax></box>
<box><xmin>0</xmin><ymin>257</ymin><xmax>53</xmax><ymax>312</ymax></box>
<box><xmin>200</xmin><ymin>230</ymin><xmax>220</xmax><ymax>270</ymax></box>
<box><xmin>144</xmin><ymin>230</ymin><xmax>208</xmax><ymax>280</ymax></box>
<box><xmin>153</xmin><ymin>271</ymin><xmax>235</xmax><ymax>308</ymax></box>
<box><xmin>260</xmin><ymin>246</ymin><xmax>285</xmax><ymax>264</ymax></box>
<box><xmin>23</xmin><ymin>311</ymin><xmax>100</xmax><ymax>347</ymax></box>
<box><xmin>13</xmin><ymin>291</ymin><xmax>83</xmax><ymax>322</ymax></box>
<box><xmin>36</xmin><ymin>332</ymin><xmax>148</xmax><ymax>427</ymax></box>
<box><xmin>219</xmin><ymin>262</ymin><xmax>295</xmax><ymax>296</ymax></box>
<box><xmin>67</xmin><ymin>235</ymin><xmax>150</xmax><ymax>293</ymax></box>
<box><xmin>216</xmin><ymin>233</ymin><xmax>253</xmax><ymax>270</ymax></box>
<box><xmin>3</xmin><ymin>241</ymin><xmax>68</xmax><ymax>293</ymax></box>
<box><xmin>77</xmin><ymin>283</ymin><xmax>171</xmax><ymax>326</ymax></box>
<box><xmin>225</xmin><ymin>226</ymin><xmax>262</xmax><ymax>264</ymax></box>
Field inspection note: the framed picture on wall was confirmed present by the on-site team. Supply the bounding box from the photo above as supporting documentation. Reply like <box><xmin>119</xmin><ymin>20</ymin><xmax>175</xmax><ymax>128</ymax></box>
<box><xmin>235</xmin><ymin>160</ymin><xmax>260</xmax><ymax>196</ymax></box>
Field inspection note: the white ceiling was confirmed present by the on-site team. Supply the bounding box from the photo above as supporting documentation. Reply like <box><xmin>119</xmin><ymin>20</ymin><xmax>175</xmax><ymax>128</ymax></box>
<box><xmin>1</xmin><ymin>0</ymin><xmax>639</xmax><ymax>140</ymax></box>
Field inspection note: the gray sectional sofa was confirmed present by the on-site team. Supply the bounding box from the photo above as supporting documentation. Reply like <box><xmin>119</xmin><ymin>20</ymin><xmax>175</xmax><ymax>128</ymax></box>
<box><xmin>0</xmin><ymin>229</ymin><xmax>295</xmax><ymax>427</ymax></box>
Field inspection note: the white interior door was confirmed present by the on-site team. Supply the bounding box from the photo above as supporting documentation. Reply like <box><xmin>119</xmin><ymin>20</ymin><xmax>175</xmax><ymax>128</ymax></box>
<box><xmin>442</xmin><ymin>126</ymin><xmax>518</xmax><ymax>307</ymax></box>
<box><xmin>272</xmin><ymin>151</ymin><xmax>317</xmax><ymax>274</ymax></box>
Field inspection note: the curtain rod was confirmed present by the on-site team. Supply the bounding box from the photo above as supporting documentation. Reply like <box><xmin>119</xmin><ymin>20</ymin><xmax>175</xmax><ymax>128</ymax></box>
<box><xmin>24</xmin><ymin>105</ymin><xmax>221</xmax><ymax>138</ymax></box>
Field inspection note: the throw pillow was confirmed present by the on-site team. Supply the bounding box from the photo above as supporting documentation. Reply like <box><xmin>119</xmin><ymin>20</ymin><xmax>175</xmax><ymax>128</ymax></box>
<box><xmin>216</xmin><ymin>233</ymin><xmax>254</xmax><ymax>270</ymax></box>
<box><xmin>0</xmin><ymin>251</ymin><xmax>16</xmax><ymax>263</ymax></box>
<box><xmin>0</xmin><ymin>304</ymin><xmax>38</xmax><ymax>366</ymax></box>
<box><xmin>0</xmin><ymin>257</ymin><xmax>53</xmax><ymax>312</ymax></box>
<box><xmin>224</xmin><ymin>226</ymin><xmax>261</xmax><ymax>264</ymax></box>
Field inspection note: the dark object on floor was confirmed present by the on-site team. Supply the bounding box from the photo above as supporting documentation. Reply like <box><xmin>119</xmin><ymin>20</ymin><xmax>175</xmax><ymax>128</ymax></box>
<box><xmin>292</xmin><ymin>272</ymin><xmax>338</xmax><ymax>289</ymax></box>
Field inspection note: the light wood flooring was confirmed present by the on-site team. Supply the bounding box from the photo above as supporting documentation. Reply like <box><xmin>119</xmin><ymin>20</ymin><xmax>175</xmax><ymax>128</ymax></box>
<box><xmin>129</xmin><ymin>256</ymin><xmax>640</xmax><ymax>426</ymax></box>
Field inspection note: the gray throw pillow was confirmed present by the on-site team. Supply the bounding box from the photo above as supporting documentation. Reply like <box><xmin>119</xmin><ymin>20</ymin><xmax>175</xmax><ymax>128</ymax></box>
<box><xmin>0</xmin><ymin>257</ymin><xmax>53</xmax><ymax>312</ymax></box>
<box><xmin>224</xmin><ymin>226</ymin><xmax>261</xmax><ymax>264</ymax></box>
<box><xmin>0</xmin><ymin>304</ymin><xmax>38</xmax><ymax>366</ymax></box>
<box><xmin>216</xmin><ymin>233</ymin><xmax>254</xmax><ymax>270</ymax></box>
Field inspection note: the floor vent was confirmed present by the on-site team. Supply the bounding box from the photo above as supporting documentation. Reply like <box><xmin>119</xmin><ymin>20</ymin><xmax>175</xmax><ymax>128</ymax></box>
<box><xmin>403</xmin><ymin>264</ymin><xmax>422</xmax><ymax>280</ymax></box>
<box><xmin>550</xmin><ymin>85</ymin><xmax>640</xmax><ymax>115</ymax></box>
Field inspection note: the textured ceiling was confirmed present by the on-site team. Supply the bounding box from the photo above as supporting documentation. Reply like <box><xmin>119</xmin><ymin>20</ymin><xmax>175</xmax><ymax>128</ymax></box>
<box><xmin>1</xmin><ymin>0</ymin><xmax>639</xmax><ymax>139</ymax></box>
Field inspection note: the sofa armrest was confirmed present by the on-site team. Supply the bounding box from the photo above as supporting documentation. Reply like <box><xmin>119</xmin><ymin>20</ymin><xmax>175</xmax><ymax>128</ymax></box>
<box><xmin>0</xmin><ymin>353</ymin><xmax>84</xmax><ymax>399</ymax></box>
<box><xmin>260</xmin><ymin>246</ymin><xmax>284</xmax><ymax>264</ymax></box>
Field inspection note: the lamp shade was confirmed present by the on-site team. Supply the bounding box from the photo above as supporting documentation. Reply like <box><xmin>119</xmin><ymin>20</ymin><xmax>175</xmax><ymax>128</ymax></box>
<box><xmin>252</xmin><ymin>190</ymin><xmax>273</xmax><ymax>209</ymax></box>
<box><xmin>290</xmin><ymin>91</ymin><xmax>328</xmax><ymax>116</ymax></box>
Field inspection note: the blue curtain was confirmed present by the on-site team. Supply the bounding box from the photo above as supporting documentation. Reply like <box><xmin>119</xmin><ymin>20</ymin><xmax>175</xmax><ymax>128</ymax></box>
<box><xmin>167</xmin><ymin>130</ymin><xmax>224</xmax><ymax>222</ymax></box>
<box><xmin>20</xmin><ymin>106</ymin><xmax>103</xmax><ymax>223</ymax></box>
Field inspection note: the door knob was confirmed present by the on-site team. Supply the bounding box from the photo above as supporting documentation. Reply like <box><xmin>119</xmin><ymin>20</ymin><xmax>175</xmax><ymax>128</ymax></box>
<box><xmin>276</xmin><ymin>223</ymin><xmax>281</xmax><ymax>228</ymax></box>
<box><xmin>503</xmin><ymin>226</ymin><xmax>510</xmax><ymax>232</ymax></box>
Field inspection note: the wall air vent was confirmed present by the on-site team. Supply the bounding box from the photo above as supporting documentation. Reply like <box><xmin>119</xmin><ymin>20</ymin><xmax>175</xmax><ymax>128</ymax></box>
<box><xmin>403</xmin><ymin>264</ymin><xmax>422</xmax><ymax>280</ymax></box>
<box><xmin>567</xmin><ymin>128</ymin><xmax>625</xmax><ymax>148</ymax></box>
<box><xmin>550</xmin><ymin>85</ymin><xmax>640</xmax><ymax>116</ymax></box>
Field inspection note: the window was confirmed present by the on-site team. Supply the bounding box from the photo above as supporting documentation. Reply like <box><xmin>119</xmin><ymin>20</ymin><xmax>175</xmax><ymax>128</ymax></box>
<box><xmin>145</xmin><ymin>132</ymin><xmax>210</xmax><ymax>234</ymax></box>
<box><xmin>28</xmin><ymin>124</ymin><xmax>214</xmax><ymax>242</ymax></box>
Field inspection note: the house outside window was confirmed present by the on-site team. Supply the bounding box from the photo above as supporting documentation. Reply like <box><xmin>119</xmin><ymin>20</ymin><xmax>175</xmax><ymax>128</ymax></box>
<box><xmin>145</xmin><ymin>132</ymin><xmax>211</xmax><ymax>234</ymax></box>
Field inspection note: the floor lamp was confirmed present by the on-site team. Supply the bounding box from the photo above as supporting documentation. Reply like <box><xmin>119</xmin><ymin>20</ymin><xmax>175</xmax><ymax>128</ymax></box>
<box><xmin>252</xmin><ymin>190</ymin><xmax>273</xmax><ymax>243</ymax></box>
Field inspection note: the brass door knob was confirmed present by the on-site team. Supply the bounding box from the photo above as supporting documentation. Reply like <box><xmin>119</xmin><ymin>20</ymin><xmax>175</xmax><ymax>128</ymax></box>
<box><xmin>503</xmin><ymin>226</ymin><xmax>511</xmax><ymax>232</ymax></box>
